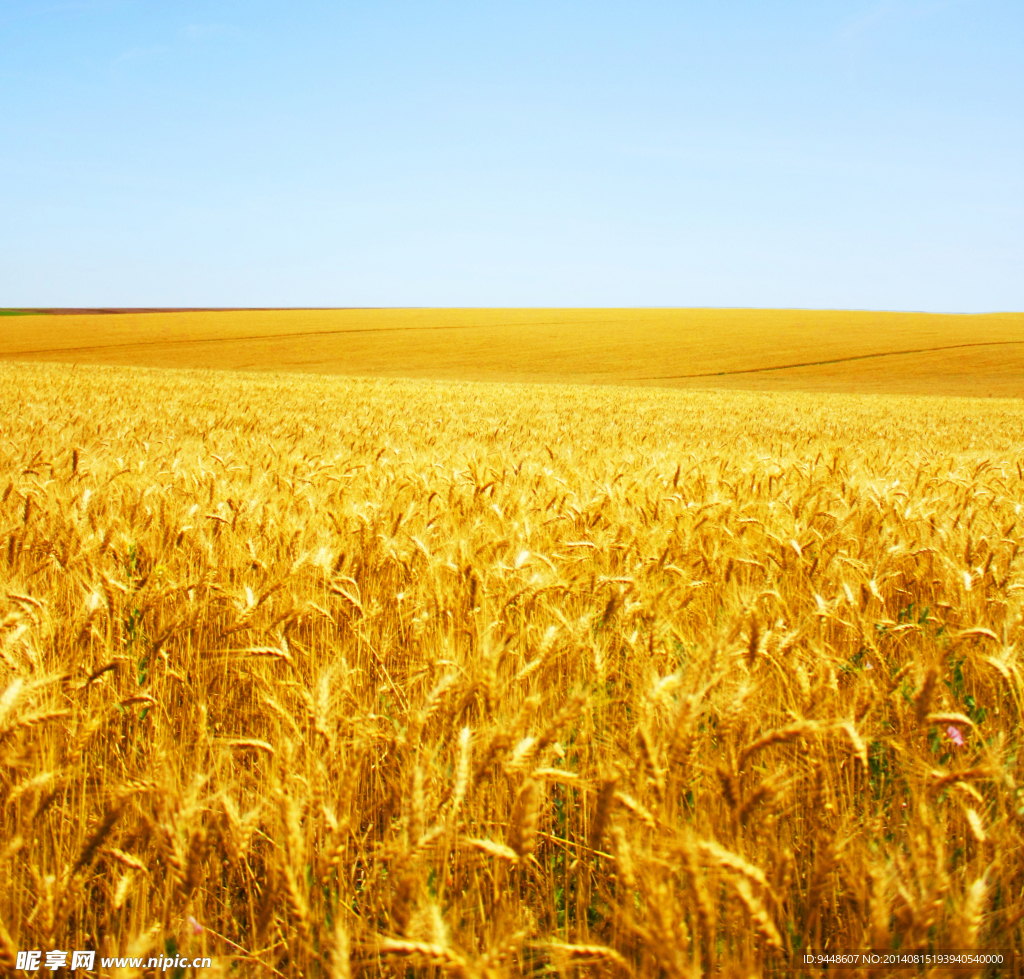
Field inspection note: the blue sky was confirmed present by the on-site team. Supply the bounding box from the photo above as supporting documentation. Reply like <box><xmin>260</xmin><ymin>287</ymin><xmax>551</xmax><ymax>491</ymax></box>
<box><xmin>1</xmin><ymin>1</ymin><xmax>1021</xmax><ymax>311</ymax></box>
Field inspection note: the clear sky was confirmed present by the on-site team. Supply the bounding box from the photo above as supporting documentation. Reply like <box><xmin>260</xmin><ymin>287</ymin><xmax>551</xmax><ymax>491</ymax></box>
<box><xmin>1</xmin><ymin>1</ymin><xmax>1021</xmax><ymax>311</ymax></box>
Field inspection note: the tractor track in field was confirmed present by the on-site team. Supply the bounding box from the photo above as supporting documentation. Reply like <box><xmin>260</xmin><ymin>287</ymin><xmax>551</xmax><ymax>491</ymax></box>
<box><xmin>640</xmin><ymin>339</ymin><xmax>1024</xmax><ymax>380</ymax></box>
<box><xmin>0</xmin><ymin>322</ymin><xmax>505</xmax><ymax>356</ymax></box>
<box><xmin>3</xmin><ymin>329</ymin><xmax>1023</xmax><ymax>381</ymax></box>
<box><xmin>0</xmin><ymin>318</ymin><xmax>644</xmax><ymax>357</ymax></box>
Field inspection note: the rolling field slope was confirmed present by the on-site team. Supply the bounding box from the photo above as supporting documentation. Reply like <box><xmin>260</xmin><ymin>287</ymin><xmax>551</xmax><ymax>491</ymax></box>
<box><xmin>1</xmin><ymin>307</ymin><xmax>1022</xmax><ymax>396</ymax></box>
<box><xmin>1</xmin><ymin>360</ymin><xmax>1023</xmax><ymax>976</ymax></box>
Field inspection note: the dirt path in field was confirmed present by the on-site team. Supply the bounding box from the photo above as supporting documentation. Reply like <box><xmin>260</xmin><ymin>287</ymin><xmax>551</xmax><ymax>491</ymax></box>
<box><xmin>643</xmin><ymin>339</ymin><xmax>1024</xmax><ymax>379</ymax></box>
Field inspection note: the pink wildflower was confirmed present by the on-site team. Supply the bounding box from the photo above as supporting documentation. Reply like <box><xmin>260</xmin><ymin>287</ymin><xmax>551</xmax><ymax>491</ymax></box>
<box><xmin>188</xmin><ymin>915</ymin><xmax>203</xmax><ymax>935</ymax></box>
<box><xmin>947</xmin><ymin>725</ymin><xmax>965</xmax><ymax>747</ymax></box>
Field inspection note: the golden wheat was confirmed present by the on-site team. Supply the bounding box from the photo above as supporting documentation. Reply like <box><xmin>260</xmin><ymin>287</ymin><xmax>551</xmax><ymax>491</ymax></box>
<box><xmin>0</xmin><ymin>360</ymin><xmax>1022</xmax><ymax>976</ymax></box>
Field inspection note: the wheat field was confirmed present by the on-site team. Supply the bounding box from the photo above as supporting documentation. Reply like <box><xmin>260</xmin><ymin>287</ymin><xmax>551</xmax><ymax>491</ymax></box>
<box><xmin>1</xmin><ymin>359</ymin><xmax>1023</xmax><ymax>978</ymax></box>
<box><xmin>2</xmin><ymin>308</ymin><xmax>1023</xmax><ymax>397</ymax></box>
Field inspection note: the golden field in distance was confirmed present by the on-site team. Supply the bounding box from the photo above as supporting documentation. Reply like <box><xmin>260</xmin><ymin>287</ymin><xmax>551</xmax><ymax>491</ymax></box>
<box><xmin>1</xmin><ymin>360</ymin><xmax>1023</xmax><ymax>977</ymax></box>
<box><xmin>1</xmin><ymin>307</ymin><xmax>1023</xmax><ymax>397</ymax></box>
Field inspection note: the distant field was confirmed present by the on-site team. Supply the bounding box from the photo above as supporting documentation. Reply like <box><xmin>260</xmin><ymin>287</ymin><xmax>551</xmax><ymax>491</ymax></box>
<box><xmin>1</xmin><ymin>307</ymin><xmax>1022</xmax><ymax>396</ymax></box>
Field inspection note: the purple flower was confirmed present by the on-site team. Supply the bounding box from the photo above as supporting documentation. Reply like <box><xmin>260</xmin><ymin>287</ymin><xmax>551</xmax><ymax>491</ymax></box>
<box><xmin>947</xmin><ymin>725</ymin><xmax>965</xmax><ymax>747</ymax></box>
